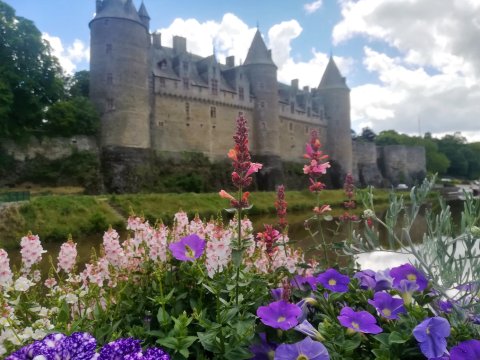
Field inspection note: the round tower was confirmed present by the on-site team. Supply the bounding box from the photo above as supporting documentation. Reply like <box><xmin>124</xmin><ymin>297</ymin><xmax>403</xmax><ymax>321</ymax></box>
<box><xmin>89</xmin><ymin>0</ymin><xmax>150</xmax><ymax>149</ymax></box>
<box><xmin>317</xmin><ymin>56</ymin><xmax>353</xmax><ymax>180</ymax></box>
<box><xmin>243</xmin><ymin>29</ymin><xmax>283</xmax><ymax>189</ymax></box>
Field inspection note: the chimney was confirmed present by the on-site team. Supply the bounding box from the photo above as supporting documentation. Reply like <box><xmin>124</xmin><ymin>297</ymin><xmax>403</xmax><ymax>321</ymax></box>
<box><xmin>267</xmin><ymin>49</ymin><xmax>272</xmax><ymax>60</ymax></box>
<box><xmin>152</xmin><ymin>32</ymin><xmax>162</xmax><ymax>48</ymax></box>
<box><xmin>226</xmin><ymin>56</ymin><xmax>235</xmax><ymax>68</ymax></box>
<box><xmin>291</xmin><ymin>79</ymin><xmax>299</xmax><ymax>90</ymax></box>
<box><xmin>303</xmin><ymin>86</ymin><xmax>310</xmax><ymax>92</ymax></box>
<box><xmin>96</xmin><ymin>0</ymin><xmax>103</xmax><ymax>13</ymax></box>
<box><xmin>173</xmin><ymin>36</ymin><xmax>187</xmax><ymax>54</ymax></box>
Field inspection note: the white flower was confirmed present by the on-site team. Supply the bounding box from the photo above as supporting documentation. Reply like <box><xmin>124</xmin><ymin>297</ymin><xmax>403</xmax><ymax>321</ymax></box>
<box><xmin>14</xmin><ymin>276</ymin><xmax>34</xmax><ymax>292</ymax></box>
<box><xmin>363</xmin><ymin>209</ymin><xmax>375</xmax><ymax>219</ymax></box>
<box><xmin>64</xmin><ymin>293</ymin><xmax>78</xmax><ymax>304</ymax></box>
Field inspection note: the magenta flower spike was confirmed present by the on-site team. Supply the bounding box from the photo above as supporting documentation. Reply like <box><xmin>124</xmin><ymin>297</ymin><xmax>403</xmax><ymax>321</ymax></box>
<box><xmin>256</xmin><ymin>300</ymin><xmax>302</xmax><ymax>330</ymax></box>
<box><xmin>169</xmin><ymin>234</ymin><xmax>206</xmax><ymax>262</ymax></box>
<box><xmin>317</xmin><ymin>268</ymin><xmax>350</xmax><ymax>293</ymax></box>
<box><xmin>413</xmin><ymin>317</ymin><xmax>451</xmax><ymax>359</ymax></box>
<box><xmin>368</xmin><ymin>292</ymin><xmax>406</xmax><ymax>320</ymax></box>
<box><xmin>274</xmin><ymin>337</ymin><xmax>330</xmax><ymax>360</ymax></box>
<box><xmin>337</xmin><ymin>307</ymin><xmax>383</xmax><ymax>334</ymax></box>
<box><xmin>450</xmin><ymin>339</ymin><xmax>480</xmax><ymax>360</ymax></box>
<box><xmin>390</xmin><ymin>263</ymin><xmax>428</xmax><ymax>291</ymax></box>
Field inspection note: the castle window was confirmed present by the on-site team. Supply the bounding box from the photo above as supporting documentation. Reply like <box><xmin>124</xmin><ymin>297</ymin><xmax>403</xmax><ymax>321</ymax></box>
<box><xmin>107</xmin><ymin>73</ymin><xmax>113</xmax><ymax>85</ymax></box>
<box><xmin>210</xmin><ymin>106</ymin><xmax>216</xmax><ymax>118</ymax></box>
<box><xmin>158</xmin><ymin>59</ymin><xmax>167</xmax><ymax>69</ymax></box>
<box><xmin>289</xmin><ymin>122</ymin><xmax>293</xmax><ymax>132</ymax></box>
<box><xmin>290</xmin><ymin>102</ymin><xmax>295</xmax><ymax>114</ymax></box>
<box><xmin>159</xmin><ymin>78</ymin><xmax>166</xmax><ymax>87</ymax></box>
<box><xmin>238</xmin><ymin>87</ymin><xmax>244</xmax><ymax>101</ymax></box>
<box><xmin>106</xmin><ymin>43</ymin><xmax>112</xmax><ymax>54</ymax></box>
<box><xmin>183</xmin><ymin>78</ymin><xmax>189</xmax><ymax>90</ymax></box>
<box><xmin>106</xmin><ymin>98</ymin><xmax>114</xmax><ymax>111</ymax></box>
<box><xmin>185</xmin><ymin>102</ymin><xmax>190</xmax><ymax>119</ymax></box>
<box><xmin>211</xmin><ymin>79</ymin><xmax>218</xmax><ymax>95</ymax></box>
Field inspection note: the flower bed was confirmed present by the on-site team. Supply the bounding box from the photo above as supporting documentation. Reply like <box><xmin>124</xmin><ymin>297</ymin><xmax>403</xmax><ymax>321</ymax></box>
<box><xmin>1</xmin><ymin>115</ymin><xmax>478</xmax><ymax>359</ymax></box>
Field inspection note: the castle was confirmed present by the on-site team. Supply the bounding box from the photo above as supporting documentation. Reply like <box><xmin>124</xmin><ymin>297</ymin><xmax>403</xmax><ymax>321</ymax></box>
<box><xmin>88</xmin><ymin>0</ymin><xmax>425</xmax><ymax>191</ymax></box>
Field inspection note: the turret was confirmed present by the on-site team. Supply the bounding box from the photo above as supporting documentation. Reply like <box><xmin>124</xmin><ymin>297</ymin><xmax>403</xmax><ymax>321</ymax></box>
<box><xmin>317</xmin><ymin>56</ymin><xmax>353</xmax><ymax>178</ymax></box>
<box><xmin>89</xmin><ymin>0</ymin><xmax>151</xmax><ymax>149</ymax></box>
<box><xmin>138</xmin><ymin>1</ymin><xmax>150</xmax><ymax>30</ymax></box>
<box><xmin>243</xmin><ymin>29</ymin><xmax>280</xmax><ymax>158</ymax></box>
<box><xmin>243</xmin><ymin>29</ymin><xmax>283</xmax><ymax>189</ymax></box>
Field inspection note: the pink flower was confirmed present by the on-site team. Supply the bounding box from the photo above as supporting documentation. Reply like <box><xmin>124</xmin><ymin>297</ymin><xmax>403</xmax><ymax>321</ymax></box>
<box><xmin>20</xmin><ymin>233</ymin><xmax>46</xmax><ymax>271</ymax></box>
<box><xmin>44</xmin><ymin>277</ymin><xmax>57</xmax><ymax>288</ymax></box>
<box><xmin>219</xmin><ymin>190</ymin><xmax>235</xmax><ymax>201</ymax></box>
<box><xmin>0</xmin><ymin>249</ymin><xmax>13</xmax><ymax>287</ymax></box>
<box><xmin>103</xmin><ymin>228</ymin><xmax>126</xmax><ymax>269</ymax></box>
<box><xmin>313</xmin><ymin>205</ymin><xmax>332</xmax><ymax>215</ymax></box>
<box><xmin>57</xmin><ymin>238</ymin><xmax>77</xmax><ymax>273</ymax></box>
<box><xmin>245</xmin><ymin>162</ymin><xmax>263</xmax><ymax>177</ymax></box>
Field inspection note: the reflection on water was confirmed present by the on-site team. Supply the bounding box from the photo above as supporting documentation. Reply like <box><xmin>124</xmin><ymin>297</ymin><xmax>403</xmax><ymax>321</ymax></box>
<box><xmin>10</xmin><ymin>202</ymin><xmax>453</xmax><ymax>273</ymax></box>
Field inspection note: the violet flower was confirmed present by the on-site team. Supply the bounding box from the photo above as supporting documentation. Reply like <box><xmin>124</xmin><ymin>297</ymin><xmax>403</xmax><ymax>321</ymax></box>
<box><xmin>294</xmin><ymin>320</ymin><xmax>324</xmax><ymax>341</ymax></box>
<box><xmin>169</xmin><ymin>234</ymin><xmax>205</xmax><ymax>262</ymax></box>
<box><xmin>397</xmin><ymin>279</ymin><xmax>420</xmax><ymax>305</ymax></box>
<box><xmin>437</xmin><ymin>300</ymin><xmax>453</xmax><ymax>314</ymax></box>
<box><xmin>450</xmin><ymin>339</ymin><xmax>480</xmax><ymax>360</ymax></box>
<box><xmin>124</xmin><ymin>348</ymin><xmax>171</xmax><ymax>360</ymax></box>
<box><xmin>292</xmin><ymin>275</ymin><xmax>320</xmax><ymax>291</ymax></box>
<box><xmin>337</xmin><ymin>306</ymin><xmax>383</xmax><ymax>334</ymax></box>
<box><xmin>98</xmin><ymin>338</ymin><xmax>142</xmax><ymax>359</ymax></box>
<box><xmin>317</xmin><ymin>269</ymin><xmax>350</xmax><ymax>293</ymax></box>
<box><xmin>368</xmin><ymin>292</ymin><xmax>406</xmax><ymax>320</ymax></box>
<box><xmin>250</xmin><ymin>333</ymin><xmax>277</xmax><ymax>360</ymax></box>
<box><xmin>390</xmin><ymin>263</ymin><xmax>428</xmax><ymax>291</ymax></box>
<box><xmin>274</xmin><ymin>337</ymin><xmax>329</xmax><ymax>360</ymax></box>
<box><xmin>413</xmin><ymin>317</ymin><xmax>451</xmax><ymax>359</ymax></box>
<box><xmin>257</xmin><ymin>300</ymin><xmax>302</xmax><ymax>330</ymax></box>
<box><xmin>354</xmin><ymin>270</ymin><xmax>377</xmax><ymax>290</ymax></box>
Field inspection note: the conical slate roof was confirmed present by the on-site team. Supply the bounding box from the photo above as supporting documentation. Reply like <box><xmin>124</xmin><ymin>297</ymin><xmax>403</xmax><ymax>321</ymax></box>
<box><xmin>244</xmin><ymin>29</ymin><xmax>276</xmax><ymax>66</ymax></box>
<box><xmin>318</xmin><ymin>56</ymin><xmax>348</xmax><ymax>89</ymax></box>
<box><xmin>92</xmin><ymin>0</ymin><xmax>142</xmax><ymax>24</ymax></box>
<box><xmin>138</xmin><ymin>2</ymin><xmax>150</xmax><ymax>19</ymax></box>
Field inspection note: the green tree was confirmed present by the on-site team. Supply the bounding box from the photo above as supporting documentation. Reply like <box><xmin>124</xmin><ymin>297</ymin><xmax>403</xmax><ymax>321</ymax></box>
<box><xmin>0</xmin><ymin>1</ymin><xmax>64</xmax><ymax>138</ymax></box>
<box><xmin>67</xmin><ymin>70</ymin><xmax>90</xmax><ymax>98</ymax></box>
<box><xmin>44</xmin><ymin>97</ymin><xmax>99</xmax><ymax>136</ymax></box>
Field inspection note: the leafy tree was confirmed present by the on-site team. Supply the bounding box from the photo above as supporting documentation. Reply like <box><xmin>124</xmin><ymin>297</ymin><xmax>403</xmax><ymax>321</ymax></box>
<box><xmin>44</xmin><ymin>97</ymin><xmax>99</xmax><ymax>136</ymax></box>
<box><xmin>360</xmin><ymin>127</ymin><xmax>376</xmax><ymax>142</ymax></box>
<box><xmin>67</xmin><ymin>70</ymin><xmax>90</xmax><ymax>98</ymax></box>
<box><xmin>0</xmin><ymin>1</ymin><xmax>65</xmax><ymax>138</ymax></box>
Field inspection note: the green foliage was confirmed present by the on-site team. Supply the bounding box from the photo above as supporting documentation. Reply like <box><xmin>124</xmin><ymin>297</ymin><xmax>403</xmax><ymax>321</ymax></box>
<box><xmin>0</xmin><ymin>146</ymin><xmax>15</xmax><ymax>176</ymax></box>
<box><xmin>0</xmin><ymin>0</ymin><xmax>64</xmax><ymax>138</ymax></box>
<box><xmin>44</xmin><ymin>97</ymin><xmax>100</xmax><ymax>136</ymax></box>
<box><xmin>66</xmin><ymin>70</ymin><xmax>90</xmax><ymax>98</ymax></box>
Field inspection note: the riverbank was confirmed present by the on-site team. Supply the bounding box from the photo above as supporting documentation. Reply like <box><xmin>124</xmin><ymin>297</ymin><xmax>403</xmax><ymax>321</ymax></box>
<box><xmin>0</xmin><ymin>189</ymin><xmax>395</xmax><ymax>249</ymax></box>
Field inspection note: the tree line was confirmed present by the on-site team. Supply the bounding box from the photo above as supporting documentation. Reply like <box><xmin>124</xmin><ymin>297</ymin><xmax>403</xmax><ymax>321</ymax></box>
<box><xmin>357</xmin><ymin>128</ymin><xmax>480</xmax><ymax>180</ymax></box>
<box><xmin>0</xmin><ymin>0</ymin><xmax>98</xmax><ymax>139</ymax></box>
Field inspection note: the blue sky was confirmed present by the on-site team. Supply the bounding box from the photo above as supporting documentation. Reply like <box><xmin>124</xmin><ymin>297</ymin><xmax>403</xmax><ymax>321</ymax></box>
<box><xmin>6</xmin><ymin>0</ymin><xmax>480</xmax><ymax>141</ymax></box>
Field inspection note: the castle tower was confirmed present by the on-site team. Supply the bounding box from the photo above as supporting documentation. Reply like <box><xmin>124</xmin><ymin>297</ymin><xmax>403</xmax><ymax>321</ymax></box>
<box><xmin>90</xmin><ymin>0</ymin><xmax>151</xmax><ymax>150</ymax></box>
<box><xmin>242</xmin><ymin>30</ymin><xmax>283</xmax><ymax>189</ymax></box>
<box><xmin>90</xmin><ymin>0</ymin><xmax>152</xmax><ymax>192</ymax></box>
<box><xmin>317</xmin><ymin>56</ymin><xmax>353</xmax><ymax>179</ymax></box>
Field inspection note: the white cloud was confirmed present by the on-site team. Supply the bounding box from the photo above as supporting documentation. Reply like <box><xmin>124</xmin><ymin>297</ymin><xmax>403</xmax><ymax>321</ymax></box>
<box><xmin>304</xmin><ymin>0</ymin><xmax>323</xmax><ymax>14</ymax></box>
<box><xmin>333</xmin><ymin>0</ymin><xmax>480</xmax><ymax>141</ymax></box>
<box><xmin>42</xmin><ymin>33</ymin><xmax>89</xmax><ymax>74</ymax></box>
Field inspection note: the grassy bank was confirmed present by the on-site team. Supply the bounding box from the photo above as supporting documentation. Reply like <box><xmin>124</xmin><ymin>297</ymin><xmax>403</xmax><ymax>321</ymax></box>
<box><xmin>0</xmin><ymin>188</ymin><xmax>395</xmax><ymax>249</ymax></box>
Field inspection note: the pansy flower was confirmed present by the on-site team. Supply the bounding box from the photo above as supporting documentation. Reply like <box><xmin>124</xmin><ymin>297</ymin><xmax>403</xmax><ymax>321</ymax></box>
<box><xmin>368</xmin><ymin>292</ymin><xmax>406</xmax><ymax>320</ymax></box>
<box><xmin>317</xmin><ymin>269</ymin><xmax>350</xmax><ymax>293</ymax></box>
<box><xmin>413</xmin><ymin>317</ymin><xmax>450</xmax><ymax>359</ymax></box>
<box><xmin>169</xmin><ymin>234</ymin><xmax>205</xmax><ymax>262</ymax></box>
<box><xmin>274</xmin><ymin>337</ymin><xmax>329</xmax><ymax>360</ymax></box>
<box><xmin>257</xmin><ymin>300</ymin><xmax>302</xmax><ymax>330</ymax></box>
<box><xmin>337</xmin><ymin>306</ymin><xmax>383</xmax><ymax>334</ymax></box>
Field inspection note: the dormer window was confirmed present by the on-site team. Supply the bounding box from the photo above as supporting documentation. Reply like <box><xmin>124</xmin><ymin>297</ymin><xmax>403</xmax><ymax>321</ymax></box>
<box><xmin>157</xmin><ymin>59</ymin><xmax>167</xmax><ymax>69</ymax></box>
<box><xmin>211</xmin><ymin>79</ymin><xmax>218</xmax><ymax>95</ymax></box>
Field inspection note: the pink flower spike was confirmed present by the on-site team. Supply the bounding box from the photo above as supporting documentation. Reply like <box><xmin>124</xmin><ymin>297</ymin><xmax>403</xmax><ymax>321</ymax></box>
<box><xmin>219</xmin><ymin>190</ymin><xmax>235</xmax><ymax>201</ymax></box>
<box><xmin>246</xmin><ymin>163</ymin><xmax>263</xmax><ymax>177</ymax></box>
<box><xmin>314</xmin><ymin>205</ymin><xmax>332</xmax><ymax>215</ymax></box>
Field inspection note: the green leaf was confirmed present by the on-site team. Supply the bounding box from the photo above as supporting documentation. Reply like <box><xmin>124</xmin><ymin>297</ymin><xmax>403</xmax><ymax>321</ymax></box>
<box><xmin>156</xmin><ymin>336</ymin><xmax>178</xmax><ymax>350</ymax></box>
<box><xmin>388</xmin><ymin>331</ymin><xmax>408</xmax><ymax>344</ymax></box>
<box><xmin>373</xmin><ymin>333</ymin><xmax>390</xmax><ymax>346</ymax></box>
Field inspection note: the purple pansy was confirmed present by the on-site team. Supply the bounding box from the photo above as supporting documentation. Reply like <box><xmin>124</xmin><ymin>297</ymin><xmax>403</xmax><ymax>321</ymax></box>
<box><xmin>413</xmin><ymin>317</ymin><xmax>451</xmax><ymax>359</ymax></box>
<box><xmin>450</xmin><ymin>339</ymin><xmax>480</xmax><ymax>360</ymax></box>
<box><xmin>368</xmin><ymin>292</ymin><xmax>406</xmax><ymax>320</ymax></box>
<box><xmin>169</xmin><ymin>234</ymin><xmax>206</xmax><ymax>262</ymax></box>
<box><xmin>274</xmin><ymin>337</ymin><xmax>330</xmax><ymax>360</ymax></box>
<box><xmin>250</xmin><ymin>333</ymin><xmax>277</xmax><ymax>360</ymax></box>
<box><xmin>390</xmin><ymin>263</ymin><xmax>428</xmax><ymax>291</ymax></box>
<box><xmin>98</xmin><ymin>338</ymin><xmax>142</xmax><ymax>359</ymax></box>
<box><xmin>337</xmin><ymin>306</ymin><xmax>383</xmax><ymax>334</ymax></box>
<box><xmin>317</xmin><ymin>269</ymin><xmax>350</xmax><ymax>293</ymax></box>
<box><xmin>257</xmin><ymin>300</ymin><xmax>302</xmax><ymax>330</ymax></box>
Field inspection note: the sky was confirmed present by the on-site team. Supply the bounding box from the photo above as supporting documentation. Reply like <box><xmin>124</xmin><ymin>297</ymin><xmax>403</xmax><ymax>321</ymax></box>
<box><xmin>6</xmin><ymin>0</ymin><xmax>480</xmax><ymax>142</ymax></box>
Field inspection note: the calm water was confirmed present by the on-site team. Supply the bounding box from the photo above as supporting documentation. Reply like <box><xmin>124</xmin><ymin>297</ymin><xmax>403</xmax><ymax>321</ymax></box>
<box><xmin>9</xmin><ymin>201</ymin><xmax>457</xmax><ymax>273</ymax></box>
